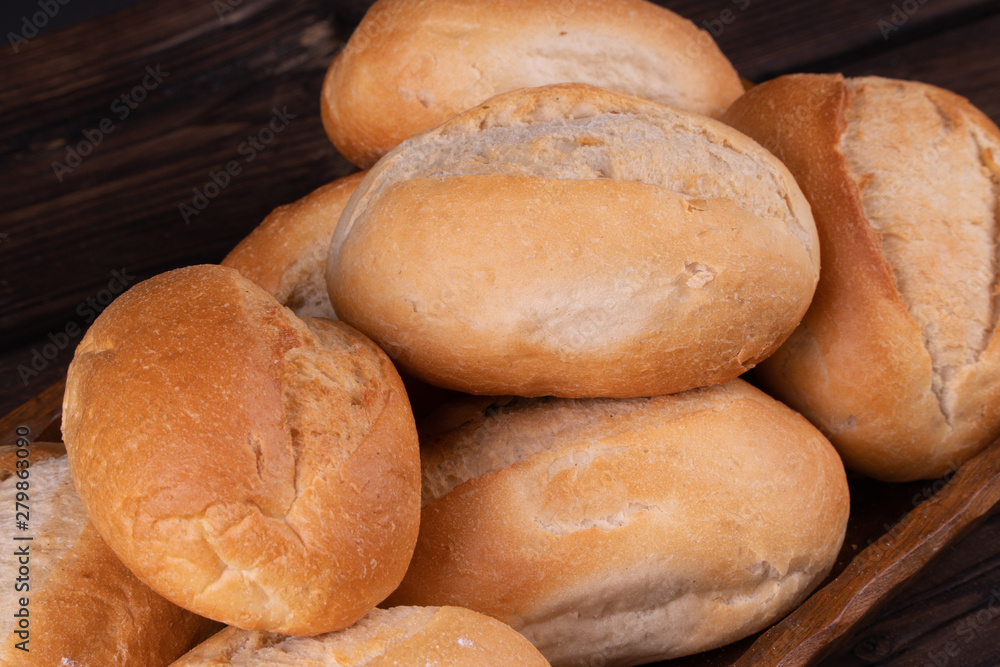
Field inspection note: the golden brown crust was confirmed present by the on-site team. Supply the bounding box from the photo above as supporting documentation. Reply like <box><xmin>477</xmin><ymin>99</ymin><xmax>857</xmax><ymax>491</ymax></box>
<box><xmin>62</xmin><ymin>265</ymin><xmax>421</xmax><ymax>635</ymax></box>
<box><xmin>387</xmin><ymin>380</ymin><xmax>849</xmax><ymax>666</ymax></box>
<box><xmin>0</xmin><ymin>452</ymin><xmax>219</xmax><ymax>666</ymax></box>
<box><xmin>328</xmin><ymin>83</ymin><xmax>819</xmax><ymax>398</ymax></box>
<box><xmin>322</xmin><ymin>0</ymin><xmax>743</xmax><ymax>167</ymax></box>
<box><xmin>723</xmin><ymin>74</ymin><xmax>1000</xmax><ymax>481</ymax></box>
<box><xmin>221</xmin><ymin>172</ymin><xmax>366</xmax><ymax>319</ymax></box>
<box><xmin>171</xmin><ymin>606</ymin><xmax>550</xmax><ymax>665</ymax></box>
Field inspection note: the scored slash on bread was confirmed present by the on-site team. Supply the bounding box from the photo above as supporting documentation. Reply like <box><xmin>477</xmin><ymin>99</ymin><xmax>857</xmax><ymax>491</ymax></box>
<box><xmin>222</xmin><ymin>172</ymin><xmax>366</xmax><ymax>320</ymax></box>
<box><xmin>388</xmin><ymin>380</ymin><xmax>850</xmax><ymax>666</ymax></box>
<box><xmin>61</xmin><ymin>265</ymin><xmax>422</xmax><ymax>636</ymax></box>
<box><xmin>723</xmin><ymin>74</ymin><xmax>1000</xmax><ymax>481</ymax></box>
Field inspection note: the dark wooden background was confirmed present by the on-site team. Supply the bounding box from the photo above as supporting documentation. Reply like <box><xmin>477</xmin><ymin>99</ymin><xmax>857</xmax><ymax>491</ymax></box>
<box><xmin>1</xmin><ymin>0</ymin><xmax>999</xmax><ymax>664</ymax></box>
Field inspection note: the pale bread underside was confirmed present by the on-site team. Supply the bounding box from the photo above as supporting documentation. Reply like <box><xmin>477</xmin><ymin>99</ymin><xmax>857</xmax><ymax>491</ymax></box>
<box><xmin>173</xmin><ymin>607</ymin><xmax>437</xmax><ymax>666</ymax></box>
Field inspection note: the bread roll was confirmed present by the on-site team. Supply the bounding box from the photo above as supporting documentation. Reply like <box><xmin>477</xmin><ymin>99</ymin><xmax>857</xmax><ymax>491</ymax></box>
<box><xmin>222</xmin><ymin>172</ymin><xmax>365</xmax><ymax>319</ymax></box>
<box><xmin>222</xmin><ymin>186</ymin><xmax>459</xmax><ymax>418</ymax></box>
<box><xmin>61</xmin><ymin>265</ymin><xmax>421</xmax><ymax>635</ymax></box>
<box><xmin>328</xmin><ymin>83</ymin><xmax>819</xmax><ymax>398</ymax></box>
<box><xmin>386</xmin><ymin>379</ymin><xmax>849</xmax><ymax>666</ymax></box>
<box><xmin>321</xmin><ymin>0</ymin><xmax>744</xmax><ymax>167</ymax></box>
<box><xmin>723</xmin><ymin>74</ymin><xmax>1000</xmax><ymax>481</ymax></box>
<box><xmin>0</xmin><ymin>445</ymin><xmax>219</xmax><ymax>665</ymax></box>
<box><xmin>171</xmin><ymin>606</ymin><xmax>550</xmax><ymax>666</ymax></box>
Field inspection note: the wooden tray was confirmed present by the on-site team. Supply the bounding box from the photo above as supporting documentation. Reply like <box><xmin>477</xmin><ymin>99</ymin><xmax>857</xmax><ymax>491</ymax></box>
<box><xmin>4</xmin><ymin>378</ymin><xmax>999</xmax><ymax>666</ymax></box>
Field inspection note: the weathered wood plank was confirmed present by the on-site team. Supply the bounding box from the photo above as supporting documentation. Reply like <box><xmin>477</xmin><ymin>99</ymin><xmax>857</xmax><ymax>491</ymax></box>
<box><xmin>2</xmin><ymin>0</ymin><xmax>997</xmax><ymax>349</ymax></box>
<box><xmin>821</xmin><ymin>511</ymin><xmax>1000</xmax><ymax>666</ymax></box>
<box><xmin>0</xmin><ymin>378</ymin><xmax>64</xmax><ymax>448</ymax></box>
<box><xmin>0</xmin><ymin>0</ymin><xmax>355</xmax><ymax>344</ymax></box>
<box><xmin>830</xmin><ymin>11</ymin><xmax>1000</xmax><ymax>123</ymax></box>
<box><xmin>663</xmin><ymin>0</ymin><xmax>997</xmax><ymax>80</ymax></box>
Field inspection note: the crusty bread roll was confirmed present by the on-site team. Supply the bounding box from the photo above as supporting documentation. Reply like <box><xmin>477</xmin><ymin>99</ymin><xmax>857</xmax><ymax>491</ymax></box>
<box><xmin>723</xmin><ymin>74</ymin><xmax>1000</xmax><ymax>482</ymax></box>
<box><xmin>171</xmin><ymin>606</ymin><xmax>551</xmax><ymax>666</ymax></box>
<box><xmin>221</xmin><ymin>184</ymin><xmax>459</xmax><ymax>418</ymax></box>
<box><xmin>328</xmin><ymin>83</ymin><xmax>819</xmax><ymax>398</ymax></box>
<box><xmin>321</xmin><ymin>0</ymin><xmax>744</xmax><ymax>167</ymax></box>
<box><xmin>218</xmin><ymin>174</ymin><xmax>462</xmax><ymax>415</ymax></box>
<box><xmin>386</xmin><ymin>379</ymin><xmax>849</xmax><ymax>666</ymax></box>
<box><xmin>0</xmin><ymin>445</ymin><xmax>219</xmax><ymax>665</ymax></box>
<box><xmin>222</xmin><ymin>172</ymin><xmax>366</xmax><ymax>319</ymax></box>
<box><xmin>61</xmin><ymin>265</ymin><xmax>421</xmax><ymax>635</ymax></box>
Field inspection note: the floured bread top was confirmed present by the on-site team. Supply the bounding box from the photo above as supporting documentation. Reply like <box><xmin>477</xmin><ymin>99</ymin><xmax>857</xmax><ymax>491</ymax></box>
<box><xmin>332</xmin><ymin>84</ymin><xmax>817</xmax><ymax>264</ymax></box>
<box><xmin>220</xmin><ymin>607</ymin><xmax>436</xmax><ymax>666</ymax></box>
<box><xmin>840</xmin><ymin>77</ymin><xmax>1000</xmax><ymax>420</ymax></box>
<box><xmin>420</xmin><ymin>381</ymin><xmax>755</xmax><ymax>505</ymax></box>
<box><xmin>324</xmin><ymin>0</ymin><xmax>744</xmax><ymax>167</ymax></box>
<box><xmin>174</xmin><ymin>607</ymin><xmax>449</xmax><ymax>665</ymax></box>
<box><xmin>0</xmin><ymin>456</ymin><xmax>89</xmax><ymax>640</ymax></box>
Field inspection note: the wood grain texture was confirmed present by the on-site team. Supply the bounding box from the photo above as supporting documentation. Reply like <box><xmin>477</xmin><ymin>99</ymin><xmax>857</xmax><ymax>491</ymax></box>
<box><xmin>0</xmin><ymin>334</ymin><xmax>76</xmax><ymax>417</ymax></box>
<box><xmin>0</xmin><ymin>378</ymin><xmax>64</xmax><ymax>447</ymax></box>
<box><xmin>2</xmin><ymin>0</ymin><xmax>998</xmax><ymax>354</ymax></box>
<box><xmin>660</xmin><ymin>0</ymin><xmax>997</xmax><ymax>80</ymax></box>
<box><xmin>0</xmin><ymin>0</ymin><xmax>356</xmax><ymax>346</ymax></box>
<box><xmin>821</xmin><ymin>511</ymin><xmax>1000</xmax><ymax>667</ymax></box>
